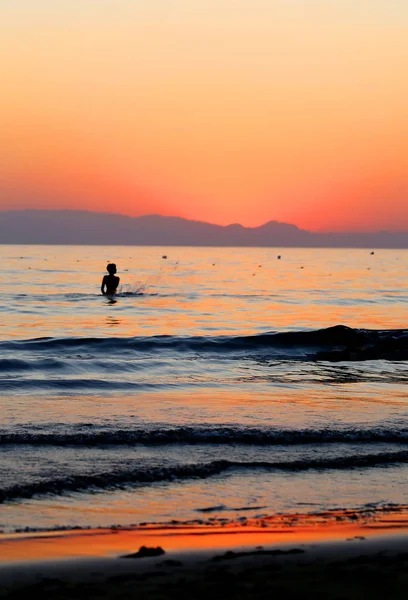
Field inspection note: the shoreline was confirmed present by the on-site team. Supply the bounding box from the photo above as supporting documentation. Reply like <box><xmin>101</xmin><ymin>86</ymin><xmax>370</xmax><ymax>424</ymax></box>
<box><xmin>1</xmin><ymin>509</ymin><xmax>408</xmax><ymax>599</ymax></box>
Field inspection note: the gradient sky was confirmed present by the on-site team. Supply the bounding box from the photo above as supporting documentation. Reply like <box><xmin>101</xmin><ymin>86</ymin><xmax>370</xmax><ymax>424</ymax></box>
<box><xmin>1</xmin><ymin>1</ymin><xmax>407</xmax><ymax>231</ymax></box>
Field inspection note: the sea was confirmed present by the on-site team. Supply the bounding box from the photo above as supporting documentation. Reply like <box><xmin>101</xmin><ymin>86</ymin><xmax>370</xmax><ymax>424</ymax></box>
<box><xmin>0</xmin><ymin>245</ymin><xmax>407</xmax><ymax>533</ymax></box>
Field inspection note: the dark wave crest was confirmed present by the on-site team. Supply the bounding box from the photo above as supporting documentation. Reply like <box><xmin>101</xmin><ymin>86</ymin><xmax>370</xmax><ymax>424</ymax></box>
<box><xmin>2</xmin><ymin>452</ymin><xmax>407</xmax><ymax>503</ymax></box>
<box><xmin>0</xmin><ymin>379</ymin><xmax>162</xmax><ymax>391</ymax></box>
<box><xmin>2</xmin><ymin>425</ymin><xmax>407</xmax><ymax>447</ymax></box>
<box><xmin>1</xmin><ymin>325</ymin><xmax>408</xmax><ymax>361</ymax></box>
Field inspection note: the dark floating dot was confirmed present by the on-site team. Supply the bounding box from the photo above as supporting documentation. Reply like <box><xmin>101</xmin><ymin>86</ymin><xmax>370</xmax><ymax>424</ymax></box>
<box><xmin>370</xmin><ymin>251</ymin><xmax>375</xmax><ymax>255</ymax></box>
<box><xmin>277</xmin><ymin>255</ymin><xmax>281</xmax><ymax>259</ymax></box>
<box><xmin>162</xmin><ymin>255</ymin><xmax>167</xmax><ymax>259</ymax></box>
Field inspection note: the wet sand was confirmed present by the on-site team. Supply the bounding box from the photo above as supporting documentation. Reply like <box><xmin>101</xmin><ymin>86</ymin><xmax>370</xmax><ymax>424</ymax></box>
<box><xmin>1</xmin><ymin>510</ymin><xmax>408</xmax><ymax>599</ymax></box>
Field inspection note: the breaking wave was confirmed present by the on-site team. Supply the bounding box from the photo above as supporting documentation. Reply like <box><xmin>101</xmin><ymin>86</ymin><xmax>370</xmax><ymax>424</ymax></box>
<box><xmin>1</xmin><ymin>325</ymin><xmax>407</xmax><ymax>361</ymax></box>
<box><xmin>2</xmin><ymin>425</ymin><xmax>407</xmax><ymax>447</ymax></box>
<box><xmin>2</xmin><ymin>452</ymin><xmax>407</xmax><ymax>503</ymax></box>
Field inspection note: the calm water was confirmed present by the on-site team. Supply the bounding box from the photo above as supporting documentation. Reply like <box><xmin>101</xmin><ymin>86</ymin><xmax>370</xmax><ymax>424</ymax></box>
<box><xmin>0</xmin><ymin>245</ymin><xmax>407</xmax><ymax>532</ymax></box>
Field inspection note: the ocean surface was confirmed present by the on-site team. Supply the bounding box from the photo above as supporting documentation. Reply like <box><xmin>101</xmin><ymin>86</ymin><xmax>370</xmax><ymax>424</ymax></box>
<box><xmin>0</xmin><ymin>245</ymin><xmax>407</xmax><ymax>533</ymax></box>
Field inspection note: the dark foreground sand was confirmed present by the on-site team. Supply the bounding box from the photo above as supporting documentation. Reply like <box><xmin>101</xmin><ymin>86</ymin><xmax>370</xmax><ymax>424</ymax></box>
<box><xmin>1</xmin><ymin>510</ymin><xmax>408</xmax><ymax>599</ymax></box>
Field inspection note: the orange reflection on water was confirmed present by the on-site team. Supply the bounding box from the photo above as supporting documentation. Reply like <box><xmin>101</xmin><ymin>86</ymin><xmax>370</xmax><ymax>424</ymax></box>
<box><xmin>0</xmin><ymin>246</ymin><xmax>407</xmax><ymax>340</ymax></box>
<box><xmin>1</xmin><ymin>510</ymin><xmax>408</xmax><ymax>562</ymax></box>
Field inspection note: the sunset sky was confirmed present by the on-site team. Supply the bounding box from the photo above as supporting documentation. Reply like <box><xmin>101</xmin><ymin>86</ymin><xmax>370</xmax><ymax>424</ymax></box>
<box><xmin>1</xmin><ymin>1</ymin><xmax>407</xmax><ymax>231</ymax></box>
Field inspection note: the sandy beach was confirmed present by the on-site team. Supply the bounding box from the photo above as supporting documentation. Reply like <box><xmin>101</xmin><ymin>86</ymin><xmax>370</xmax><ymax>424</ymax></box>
<box><xmin>1</xmin><ymin>509</ymin><xmax>408</xmax><ymax>599</ymax></box>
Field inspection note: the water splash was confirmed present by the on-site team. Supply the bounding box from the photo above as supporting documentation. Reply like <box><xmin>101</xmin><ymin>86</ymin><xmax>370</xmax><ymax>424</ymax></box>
<box><xmin>117</xmin><ymin>259</ymin><xmax>180</xmax><ymax>295</ymax></box>
<box><xmin>117</xmin><ymin>282</ymin><xmax>146</xmax><ymax>295</ymax></box>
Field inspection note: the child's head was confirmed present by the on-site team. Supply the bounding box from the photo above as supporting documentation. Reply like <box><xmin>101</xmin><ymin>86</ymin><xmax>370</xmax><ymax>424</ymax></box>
<box><xmin>106</xmin><ymin>263</ymin><xmax>117</xmax><ymax>275</ymax></box>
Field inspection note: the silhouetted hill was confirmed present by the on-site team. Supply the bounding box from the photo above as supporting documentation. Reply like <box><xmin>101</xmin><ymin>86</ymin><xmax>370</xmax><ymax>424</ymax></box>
<box><xmin>0</xmin><ymin>210</ymin><xmax>407</xmax><ymax>248</ymax></box>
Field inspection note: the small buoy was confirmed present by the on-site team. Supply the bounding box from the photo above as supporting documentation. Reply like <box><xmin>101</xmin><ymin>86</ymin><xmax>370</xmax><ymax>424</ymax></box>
<box><xmin>277</xmin><ymin>255</ymin><xmax>281</xmax><ymax>260</ymax></box>
<box><xmin>258</xmin><ymin>265</ymin><xmax>262</xmax><ymax>268</ymax></box>
<box><xmin>162</xmin><ymin>255</ymin><xmax>167</xmax><ymax>259</ymax></box>
<box><xmin>300</xmin><ymin>266</ymin><xmax>304</xmax><ymax>269</ymax></box>
<box><xmin>212</xmin><ymin>263</ymin><xmax>215</xmax><ymax>266</ymax></box>
<box><xmin>370</xmin><ymin>251</ymin><xmax>374</xmax><ymax>255</ymax></box>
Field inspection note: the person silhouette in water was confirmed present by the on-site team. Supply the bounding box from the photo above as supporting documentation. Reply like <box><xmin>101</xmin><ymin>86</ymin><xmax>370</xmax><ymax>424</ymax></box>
<box><xmin>101</xmin><ymin>263</ymin><xmax>120</xmax><ymax>295</ymax></box>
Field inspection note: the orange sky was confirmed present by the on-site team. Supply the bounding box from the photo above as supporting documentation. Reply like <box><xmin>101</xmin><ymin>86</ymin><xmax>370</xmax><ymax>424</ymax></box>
<box><xmin>1</xmin><ymin>1</ymin><xmax>407</xmax><ymax>231</ymax></box>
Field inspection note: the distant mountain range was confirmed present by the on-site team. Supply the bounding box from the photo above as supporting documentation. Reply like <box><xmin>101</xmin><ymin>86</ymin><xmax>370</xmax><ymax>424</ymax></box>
<box><xmin>0</xmin><ymin>210</ymin><xmax>407</xmax><ymax>248</ymax></box>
